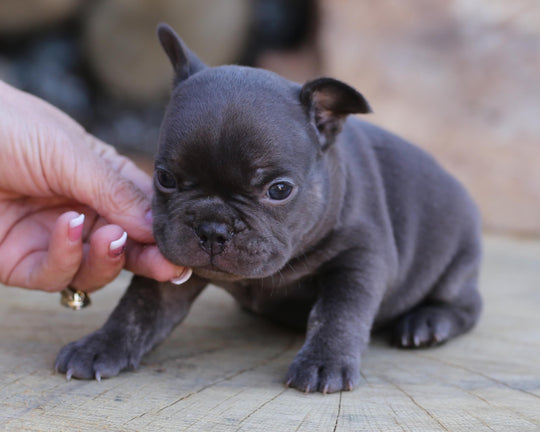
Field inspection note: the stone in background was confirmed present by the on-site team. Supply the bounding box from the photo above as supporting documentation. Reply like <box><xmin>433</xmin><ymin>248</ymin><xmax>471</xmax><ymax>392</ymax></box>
<box><xmin>317</xmin><ymin>0</ymin><xmax>540</xmax><ymax>235</ymax></box>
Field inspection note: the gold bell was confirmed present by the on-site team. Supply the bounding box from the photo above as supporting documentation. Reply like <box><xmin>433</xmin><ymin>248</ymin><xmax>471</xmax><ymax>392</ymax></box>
<box><xmin>60</xmin><ymin>287</ymin><xmax>91</xmax><ymax>310</ymax></box>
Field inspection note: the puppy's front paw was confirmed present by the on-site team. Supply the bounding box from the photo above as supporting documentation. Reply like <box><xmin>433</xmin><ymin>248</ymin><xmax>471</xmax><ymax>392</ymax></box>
<box><xmin>55</xmin><ymin>330</ymin><xmax>137</xmax><ymax>381</ymax></box>
<box><xmin>285</xmin><ymin>350</ymin><xmax>360</xmax><ymax>394</ymax></box>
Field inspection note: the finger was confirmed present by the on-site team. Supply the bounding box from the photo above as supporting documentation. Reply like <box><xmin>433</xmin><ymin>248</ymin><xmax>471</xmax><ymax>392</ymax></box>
<box><xmin>81</xmin><ymin>144</ymin><xmax>153</xmax><ymax>242</ymax></box>
<box><xmin>12</xmin><ymin>211</ymin><xmax>85</xmax><ymax>292</ymax></box>
<box><xmin>91</xmin><ymin>138</ymin><xmax>154</xmax><ymax>196</ymax></box>
<box><xmin>124</xmin><ymin>241</ymin><xmax>191</xmax><ymax>284</ymax></box>
<box><xmin>70</xmin><ymin>225</ymin><xmax>127</xmax><ymax>293</ymax></box>
<box><xmin>49</xmin><ymin>135</ymin><xmax>154</xmax><ymax>244</ymax></box>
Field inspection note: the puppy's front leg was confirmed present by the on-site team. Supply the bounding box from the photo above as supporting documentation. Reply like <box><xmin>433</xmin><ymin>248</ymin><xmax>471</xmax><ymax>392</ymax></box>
<box><xmin>286</xmin><ymin>252</ymin><xmax>387</xmax><ymax>393</ymax></box>
<box><xmin>55</xmin><ymin>275</ymin><xmax>206</xmax><ymax>380</ymax></box>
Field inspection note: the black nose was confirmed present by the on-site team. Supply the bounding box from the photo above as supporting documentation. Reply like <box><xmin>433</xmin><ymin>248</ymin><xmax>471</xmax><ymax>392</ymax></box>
<box><xmin>196</xmin><ymin>222</ymin><xmax>231</xmax><ymax>255</ymax></box>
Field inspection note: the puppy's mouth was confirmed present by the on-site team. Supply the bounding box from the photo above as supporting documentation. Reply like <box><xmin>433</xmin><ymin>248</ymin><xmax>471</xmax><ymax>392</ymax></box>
<box><xmin>191</xmin><ymin>265</ymin><xmax>244</xmax><ymax>282</ymax></box>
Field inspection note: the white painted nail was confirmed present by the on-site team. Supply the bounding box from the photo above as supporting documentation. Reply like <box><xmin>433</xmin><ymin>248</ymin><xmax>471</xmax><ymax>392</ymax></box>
<box><xmin>109</xmin><ymin>231</ymin><xmax>128</xmax><ymax>253</ymax></box>
<box><xmin>170</xmin><ymin>267</ymin><xmax>192</xmax><ymax>285</ymax></box>
<box><xmin>69</xmin><ymin>213</ymin><xmax>85</xmax><ymax>228</ymax></box>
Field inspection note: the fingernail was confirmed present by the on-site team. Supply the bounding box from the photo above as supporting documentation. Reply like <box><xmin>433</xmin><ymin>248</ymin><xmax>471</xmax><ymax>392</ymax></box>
<box><xmin>109</xmin><ymin>231</ymin><xmax>127</xmax><ymax>257</ymax></box>
<box><xmin>68</xmin><ymin>213</ymin><xmax>85</xmax><ymax>242</ymax></box>
<box><xmin>170</xmin><ymin>267</ymin><xmax>192</xmax><ymax>285</ymax></box>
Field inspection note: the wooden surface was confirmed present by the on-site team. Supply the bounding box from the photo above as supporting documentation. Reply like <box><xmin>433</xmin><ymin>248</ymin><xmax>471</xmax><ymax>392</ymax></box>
<box><xmin>1</xmin><ymin>235</ymin><xmax>540</xmax><ymax>431</ymax></box>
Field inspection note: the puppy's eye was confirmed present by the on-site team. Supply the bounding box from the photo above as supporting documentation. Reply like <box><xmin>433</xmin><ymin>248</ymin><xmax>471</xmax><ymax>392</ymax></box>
<box><xmin>267</xmin><ymin>181</ymin><xmax>294</xmax><ymax>201</ymax></box>
<box><xmin>155</xmin><ymin>168</ymin><xmax>177</xmax><ymax>191</ymax></box>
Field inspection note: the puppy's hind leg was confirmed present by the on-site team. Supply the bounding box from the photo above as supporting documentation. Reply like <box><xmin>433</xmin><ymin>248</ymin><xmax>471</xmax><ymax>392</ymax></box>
<box><xmin>392</xmin><ymin>244</ymin><xmax>482</xmax><ymax>349</ymax></box>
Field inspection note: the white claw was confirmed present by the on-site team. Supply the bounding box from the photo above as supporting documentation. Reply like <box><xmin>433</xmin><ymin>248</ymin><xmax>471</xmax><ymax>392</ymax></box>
<box><xmin>66</xmin><ymin>369</ymin><xmax>73</xmax><ymax>381</ymax></box>
<box><xmin>95</xmin><ymin>371</ymin><xmax>102</xmax><ymax>382</ymax></box>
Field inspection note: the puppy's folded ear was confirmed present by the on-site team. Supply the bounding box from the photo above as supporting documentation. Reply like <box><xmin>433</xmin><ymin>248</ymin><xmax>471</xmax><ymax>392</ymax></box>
<box><xmin>300</xmin><ymin>78</ymin><xmax>371</xmax><ymax>150</ymax></box>
<box><xmin>157</xmin><ymin>23</ymin><xmax>206</xmax><ymax>85</ymax></box>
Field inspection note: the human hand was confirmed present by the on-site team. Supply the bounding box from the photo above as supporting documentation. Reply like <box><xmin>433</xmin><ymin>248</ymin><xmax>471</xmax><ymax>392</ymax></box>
<box><xmin>0</xmin><ymin>81</ymin><xmax>190</xmax><ymax>292</ymax></box>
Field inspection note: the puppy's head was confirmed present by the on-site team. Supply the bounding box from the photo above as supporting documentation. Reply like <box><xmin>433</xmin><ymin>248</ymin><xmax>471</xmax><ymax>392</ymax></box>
<box><xmin>152</xmin><ymin>24</ymin><xmax>371</xmax><ymax>281</ymax></box>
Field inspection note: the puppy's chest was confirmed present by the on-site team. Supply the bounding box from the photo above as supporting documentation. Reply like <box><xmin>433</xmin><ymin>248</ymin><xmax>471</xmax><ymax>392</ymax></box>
<box><xmin>216</xmin><ymin>279</ymin><xmax>317</xmax><ymax>328</ymax></box>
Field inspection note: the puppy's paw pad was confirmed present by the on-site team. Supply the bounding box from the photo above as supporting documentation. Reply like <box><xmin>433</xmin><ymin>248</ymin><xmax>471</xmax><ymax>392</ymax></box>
<box><xmin>392</xmin><ymin>306</ymin><xmax>454</xmax><ymax>348</ymax></box>
<box><xmin>55</xmin><ymin>331</ymin><xmax>133</xmax><ymax>380</ymax></box>
<box><xmin>285</xmin><ymin>356</ymin><xmax>360</xmax><ymax>393</ymax></box>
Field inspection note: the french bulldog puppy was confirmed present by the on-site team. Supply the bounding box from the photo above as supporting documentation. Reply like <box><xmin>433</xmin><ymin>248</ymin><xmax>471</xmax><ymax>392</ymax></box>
<box><xmin>56</xmin><ymin>24</ymin><xmax>482</xmax><ymax>393</ymax></box>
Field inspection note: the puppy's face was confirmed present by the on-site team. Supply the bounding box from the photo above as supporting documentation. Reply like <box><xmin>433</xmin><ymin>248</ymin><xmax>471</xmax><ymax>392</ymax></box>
<box><xmin>153</xmin><ymin>25</ymin><xmax>370</xmax><ymax>281</ymax></box>
<box><xmin>152</xmin><ymin>68</ymin><xmax>328</xmax><ymax>281</ymax></box>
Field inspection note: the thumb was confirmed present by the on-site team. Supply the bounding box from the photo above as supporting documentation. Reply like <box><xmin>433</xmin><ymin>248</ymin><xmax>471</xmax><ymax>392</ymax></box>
<box><xmin>59</xmin><ymin>135</ymin><xmax>155</xmax><ymax>243</ymax></box>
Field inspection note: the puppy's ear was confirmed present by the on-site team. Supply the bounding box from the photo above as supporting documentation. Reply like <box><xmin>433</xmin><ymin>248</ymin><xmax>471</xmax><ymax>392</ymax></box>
<box><xmin>300</xmin><ymin>78</ymin><xmax>371</xmax><ymax>150</ymax></box>
<box><xmin>157</xmin><ymin>23</ymin><xmax>206</xmax><ymax>85</ymax></box>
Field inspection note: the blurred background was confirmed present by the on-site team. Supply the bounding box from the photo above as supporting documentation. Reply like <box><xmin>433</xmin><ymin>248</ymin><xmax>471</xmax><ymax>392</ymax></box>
<box><xmin>0</xmin><ymin>0</ymin><xmax>538</xmax><ymax>237</ymax></box>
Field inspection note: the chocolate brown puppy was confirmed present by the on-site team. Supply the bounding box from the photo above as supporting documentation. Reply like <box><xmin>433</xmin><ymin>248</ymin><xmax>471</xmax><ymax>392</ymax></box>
<box><xmin>56</xmin><ymin>24</ymin><xmax>482</xmax><ymax>393</ymax></box>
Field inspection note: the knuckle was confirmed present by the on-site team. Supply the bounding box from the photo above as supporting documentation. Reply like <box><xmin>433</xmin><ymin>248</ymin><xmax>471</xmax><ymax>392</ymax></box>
<box><xmin>104</xmin><ymin>175</ymin><xmax>146</xmax><ymax>214</ymax></box>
